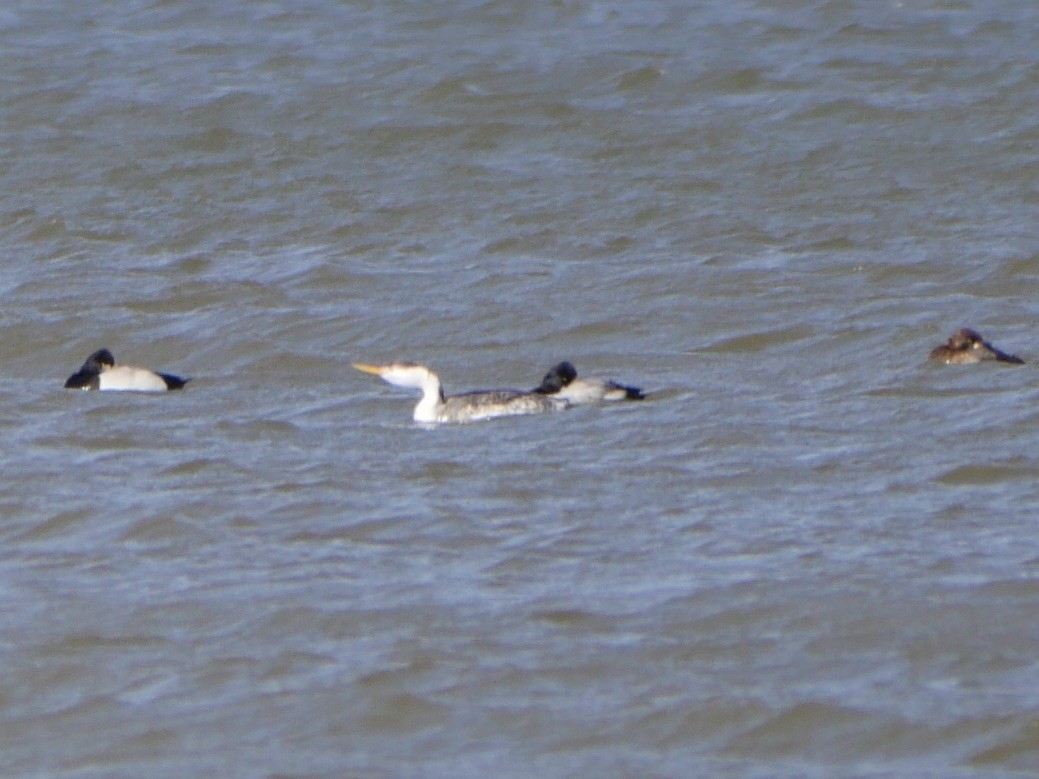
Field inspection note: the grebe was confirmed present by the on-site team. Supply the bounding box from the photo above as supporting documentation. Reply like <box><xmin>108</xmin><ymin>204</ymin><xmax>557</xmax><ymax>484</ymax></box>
<box><xmin>532</xmin><ymin>361</ymin><xmax>644</xmax><ymax>403</ymax></box>
<box><xmin>929</xmin><ymin>329</ymin><xmax>1023</xmax><ymax>365</ymax></box>
<box><xmin>64</xmin><ymin>349</ymin><xmax>188</xmax><ymax>391</ymax></box>
<box><xmin>353</xmin><ymin>361</ymin><xmax>567</xmax><ymax>423</ymax></box>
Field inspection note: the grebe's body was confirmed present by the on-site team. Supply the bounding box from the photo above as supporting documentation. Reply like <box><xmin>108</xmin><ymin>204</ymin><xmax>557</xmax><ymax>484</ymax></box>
<box><xmin>64</xmin><ymin>349</ymin><xmax>188</xmax><ymax>391</ymax></box>
<box><xmin>929</xmin><ymin>329</ymin><xmax>1023</xmax><ymax>365</ymax></box>
<box><xmin>354</xmin><ymin>362</ymin><xmax>567</xmax><ymax>423</ymax></box>
<box><xmin>533</xmin><ymin>361</ymin><xmax>644</xmax><ymax>404</ymax></box>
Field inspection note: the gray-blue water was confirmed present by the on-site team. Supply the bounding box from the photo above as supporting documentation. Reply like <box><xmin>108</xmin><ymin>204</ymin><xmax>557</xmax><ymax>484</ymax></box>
<box><xmin>3</xmin><ymin>1</ymin><xmax>1039</xmax><ymax>776</ymax></box>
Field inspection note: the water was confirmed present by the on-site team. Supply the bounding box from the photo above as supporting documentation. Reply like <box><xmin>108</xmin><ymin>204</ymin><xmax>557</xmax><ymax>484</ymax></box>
<box><xmin>2</xmin><ymin>1</ymin><xmax>1039</xmax><ymax>776</ymax></box>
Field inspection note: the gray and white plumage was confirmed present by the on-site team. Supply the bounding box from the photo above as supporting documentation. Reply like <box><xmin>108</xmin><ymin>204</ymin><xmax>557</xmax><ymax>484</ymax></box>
<box><xmin>354</xmin><ymin>361</ymin><xmax>567</xmax><ymax>423</ymax></box>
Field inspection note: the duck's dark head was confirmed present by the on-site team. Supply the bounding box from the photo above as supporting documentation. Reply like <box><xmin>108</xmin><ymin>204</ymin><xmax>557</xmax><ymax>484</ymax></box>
<box><xmin>64</xmin><ymin>348</ymin><xmax>116</xmax><ymax>389</ymax></box>
<box><xmin>533</xmin><ymin>361</ymin><xmax>578</xmax><ymax>394</ymax></box>
<box><xmin>84</xmin><ymin>348</ymin><xmax>116</xmax><ymax>371</ymax></box>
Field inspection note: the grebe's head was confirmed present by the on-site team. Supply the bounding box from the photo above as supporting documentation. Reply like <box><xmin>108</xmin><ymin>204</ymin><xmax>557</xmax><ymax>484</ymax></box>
<box><xmin>353</xmin><ymin>361</ymin><xmax>441</xmax><ymax>389</ymax></box>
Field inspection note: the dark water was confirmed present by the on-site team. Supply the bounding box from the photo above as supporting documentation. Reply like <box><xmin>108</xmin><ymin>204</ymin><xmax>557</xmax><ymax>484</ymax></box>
<box><xmin>3</xmin><ymin>1</ymin><xmax>1039</xmax><ymax>777</ymax></box>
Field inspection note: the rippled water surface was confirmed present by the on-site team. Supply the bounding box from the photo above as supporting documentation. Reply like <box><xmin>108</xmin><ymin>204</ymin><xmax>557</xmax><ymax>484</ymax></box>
<box><xmin>3</xmin><ymin>1</ymin><xmax>1039</xmax><ymax>777</ymax></box>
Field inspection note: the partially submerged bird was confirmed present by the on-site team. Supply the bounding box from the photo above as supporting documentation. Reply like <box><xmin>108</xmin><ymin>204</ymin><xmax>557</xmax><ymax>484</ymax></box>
<box><xmin>353</xmin><ymin>361</ymin><xmax>567</xmax><ymax>423</ymax></box>
<box><xmin>532</xmin><ymin>361</ymin><xmax>644</xmax><ymax>403</ymax></box>
<box><xmin>929</xmin><ymin>329</ymin><xmax>1024</xmax><ymax>365</ymax></box>
<box><xmin>64</xmin><ymin>348</ymin><xmax>189</xmax><ymax>391</ymax></box>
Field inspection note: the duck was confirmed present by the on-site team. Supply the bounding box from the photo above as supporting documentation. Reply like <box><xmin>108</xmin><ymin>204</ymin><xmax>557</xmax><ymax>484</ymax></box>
<box><xmin>64</xmin><ymin>348</ymin><xmax>189</xmax><ymax>391</ymax></box>
<box><xmin>353</xmin><ymin>361</ymin><xmax>567</xmax><ymax>423</ymax></box>
<box><xmin>532</xmin><ymin>361</ymin><xmax>644</xmax><ymax>403</ymax></box>
<box><xmin>929</xmin><ymin>329</ymin><xmax>1024</xmax><ymax>365</ymax></box>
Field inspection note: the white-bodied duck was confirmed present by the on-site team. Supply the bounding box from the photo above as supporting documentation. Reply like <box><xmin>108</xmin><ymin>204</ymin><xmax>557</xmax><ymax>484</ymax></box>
<box><xmin>64</xmin><ymin>348</ymin><xmax>188</xmax><ymax>392</ymax></box>
<box><xmin>532</xmin><ymin>361</ymin><xmax>643</xmax><ymax>404</ymax></box>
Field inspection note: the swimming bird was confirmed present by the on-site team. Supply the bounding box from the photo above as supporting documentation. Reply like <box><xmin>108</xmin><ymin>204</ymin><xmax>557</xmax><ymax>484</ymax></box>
<box><xmin>929</xmin><ymin>329</ymin><xmax>1024</xmax><ymax>365</ymax></box>
<box><xmin>353</xmin><ymin>361</ymin><xmax>568</xmax><ymax>423</ymax></box>
<box><xmin>532</xmin><ymin>361</ymin><xmax>644</xmax><ymax>403</ymax></box>
<box><xmin>64</xmin><ymin>348</ymin><xmax>189</xmax><ymax>391</ymax></box>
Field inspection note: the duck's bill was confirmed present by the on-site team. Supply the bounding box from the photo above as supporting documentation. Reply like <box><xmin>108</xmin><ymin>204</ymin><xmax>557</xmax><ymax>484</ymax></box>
<box><xmin>352</xmin><ymin>362</ymin><xmax>388</xmax><ymax>376</ymax></box>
